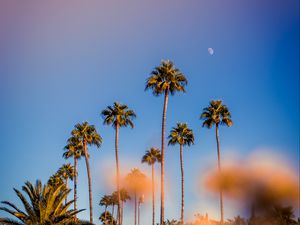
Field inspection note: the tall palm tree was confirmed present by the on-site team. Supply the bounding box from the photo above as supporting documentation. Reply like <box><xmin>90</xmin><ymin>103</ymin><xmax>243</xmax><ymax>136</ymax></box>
<box><xmin>200</xmin><ymin>100</ymin><xmax>233</xmax><ymax>224</ymax></box>
<box><xmin>137</xmin><ymin>195</ymin><xmax>144</xmax><ymax>225</ymax></box>
<box><xmin>168</xmin><ymin>123</ymin><xmax>194</xmax><ymax>225</ymax></box>
<box><xmin>145</xmin><ymin>59</ymin><xmax>187</xmax><ymax>224</ymax></box>
<box><xmin>101</xmin><ymin>102</ymin><xmax>136</xmax><ymax>225</ymax></box>
<box><xmin>63</xmin><ymin>136</ymin><xmax>84</xmax><ymax>213</ymax></box>
<box><xmin>0</xmin><ymin>180</ymin><xmax>84</xmax><ymax>225</ymax></box>
<box><xmin>126</xmin><ymin>168</ymin><xmax>147</xmax><ymax>225</ymax></box>
<box><xmin>58</xmin><ymin>163</ymin><xmax>75</xmax><ymax>204</ymax></box>
<box><xmin>72</xmin><ymin>122</ymin><xmax>103</xmax><ymax>224</ymax></box>
<box><xmin>141</xmin><ymin>148</ymin><xmax>161</xmax><ymax>225</ymax></box>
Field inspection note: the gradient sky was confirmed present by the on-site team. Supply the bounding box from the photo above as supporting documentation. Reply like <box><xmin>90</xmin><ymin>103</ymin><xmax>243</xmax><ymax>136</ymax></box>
<box><xmin>0</xmin><ymin>0</ymin><xmax>299</xmax><ymax>224</ymax></box>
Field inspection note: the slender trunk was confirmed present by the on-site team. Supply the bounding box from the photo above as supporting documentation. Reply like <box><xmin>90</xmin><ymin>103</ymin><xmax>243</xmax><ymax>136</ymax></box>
<box><xmin>112</xmin><ymin>204</ymin><xmax>115</xmax><ymax>218</ymax></box>
<box><xmin>115</xmin><ymin>124</ymin><xmax>122</xmax><ymax>225</ymax></box>
<box><xmin>138</xmin><ymin>201</ymin><xmax>140</xmax><ymax>225</ymax></box>
<box><xmin>83</xmin><ymin>140</ymin><xmax>93</xmax><ymax>224</ymax></box>
<box><xmin>74</xmin><ymin>157</ymin><xmax>78</xmax><ymax>214</ymax></box>
<box><xmin>215</xmin><ymin>124</ymin><xmax>224</xmax><ymax>224</ymax></box>
<box><xmin>65</xmin><ymin>178</ymin><xmax>68</xmax><ymax>205</ymax></box>
<box><xmin>104</xmin><ymin>206</ymin><xmax>107</xmax><ymax>221</ymax></box>
<box><xmin>180</xmin><ymin>144</ymin><xmax>184</xmax><ymax>225</ymax></box>
<box><xmin>160</xmin><ymin>90</ymin><xmax>169</xmax><ymax>224</ymax></box>
<box><xmin>121</xmin><ymin>201</ymin><xmax>124</xmax><ymax>225</ymax></box>
<box><xmin>134</xmin><ymin>191</ymin><xmax>137</xmax><ymax>225</ymax></box>
<box><xmin>152</xmin><ymin>164</ymin><xmax>155</xmax><ymax>225</ymax></box>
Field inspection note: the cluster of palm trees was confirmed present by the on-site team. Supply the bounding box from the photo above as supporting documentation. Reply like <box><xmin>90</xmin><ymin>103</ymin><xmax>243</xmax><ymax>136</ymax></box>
<box><xmin>145</xmin><ymin>60</ymin><xmax>233</xmax><ymax>225</ymax></box>
<box><xmin>99</xmin><ymin>189</ymin><xmax>131</xmax><ymax>225</ymax></box>
<box><xmin>62</xmin><ymin>122</ymin><xmax>102</xmax><ymax>224</ymax></box>
<box><xmin>0</xmin><ymin>59</ymin><xmax>233</xmax><ymax>225</ymax></box>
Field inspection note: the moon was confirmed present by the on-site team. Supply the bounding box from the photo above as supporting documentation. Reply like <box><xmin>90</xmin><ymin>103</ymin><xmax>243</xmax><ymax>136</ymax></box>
<box><xmin>208</xmin><ymin>48</ymin><xmax>214</xmax><ymax>55</ymax></box>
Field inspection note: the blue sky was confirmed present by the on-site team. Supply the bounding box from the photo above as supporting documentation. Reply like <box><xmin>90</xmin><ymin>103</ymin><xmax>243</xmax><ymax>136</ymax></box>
<box><xmin>0</xmin><ymin>0</ymin><xmax>299</xmax><ymax>224</ymax></box>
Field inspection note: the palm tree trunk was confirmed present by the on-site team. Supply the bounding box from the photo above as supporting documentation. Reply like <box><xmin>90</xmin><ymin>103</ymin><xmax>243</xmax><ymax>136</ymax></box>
<box><xmin>215</xmin><ymin>124</ymin><xmax>224</xmax><ymax>224</ymax></box>
<box><xmin>138</xmin><ymin>200</ymin><xmax>141</xmax><ymax>225</ymax></box>
<box><xmin>160</xmin><ymin>90</ymin><xmax>169</xmax><ymax>224</ymax></box>
<box><xmin>83</xmin><ymin>140</ymin><xmax>93</xmax><ymax>224</ymax></box>
<box><xmin>180</xmin><ymin>144</ymin><xmax>184</xmax><ymax>225</ymax></box>
<box><xmin>115</xmin><ymin>123</ymin><xmax>122</xmax><ymax>225</ymax></box>
<box><xmin>134</xmin><ymin>191</ymin><xmax>137</xmax><ymax>225</ymax></box>
<box><xmin>121</xmin><ymin>201</ymin><xmax>124</xmax><ymax>225</ymax></box>
<box><xmin>65</xmin><ymin>178</ymin><xmax>68</xmax><ymax>205</ymax></box>
<box><xmin>104</xmin><ymin>206</ymin><xmax>107</xmax><ymax>221</ymax></box>
<box><xmin>74</xmin><ymin>157</ymin><xmax>78</xmax><ymax>216</ymax></box>
<box><xmin>152</xmin><ymin>164</ymin><xmax>155</xmax><ymax>225</ymax></box>
<box><xmin>112</xmin><ymin>204</ymin><xmax>115</xmax><ymax>218</ymax></box>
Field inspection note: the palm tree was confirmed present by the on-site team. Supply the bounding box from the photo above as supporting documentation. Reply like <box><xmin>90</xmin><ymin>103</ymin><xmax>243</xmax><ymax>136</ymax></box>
<box><xmin>63</xmin><ymin>136</ymin><xmax>84</xmax><ymax>213</ymax></box>
<box><xmin>48</xmin><ymin>173</ymin><xmax>64</xmax><ymax>188</ymax></box>
<box><xmin>137</xmin><ymin>195</ymin><xmax>144</xmax><ymax>225</ymax></box>
<box><xmin>72</xmin><ymin>121</ymin><xmax>103</xmax><ymax>224</ymax></box>
<box><xmin>110</xmin><ymin>193</ymin><xmax>118</xmax><ymax>220</ymax></box>
<box><xmin>145</xmin><ymin>59</ymin><xmax>187</xmax><ymax>224</ymax></box>
<box><xmin>101</xmin><ymin>102</ymin><xmax>136</xmax><ymax>225</ymax></box>
<box><xmin>168</xmin><ymin>123</ymin><xmax>194</xmax><ymax>225</ymax></box>
<box><xmin>100</xmin><ymin>195</ymin><xmax>111</xmax><ymax>221</ymax></box>
<box><xmin>119</xmin><ymin>188</ymin><xmax>131</xmax><ymax>225</ymax></box>
<box><xmin>106</xmin><ymin>189</ymin><xmax>130</xmax><ymax>225</ymax></box>
<box><xmin>141</xmin><ymin>148</ymin><xmax>161</xmax><ymax>225</ymax></box>
<box><xmin>58</xmin><ymin>163</ymin><xmax>75</xmax><ymax>204</ymax></box>
<box><xmin>99</xmin><ymin>195</ymin><xmax>110</xmax><ymax>218</ymax></box>
<box><xmin>270</xmin><ymin>205</ymin><xmax>298</xmax><ymax>225</ymax></box>
<box><xmin>126</xmin><ymin>168</ymin><xmax>147</xmax><ymax>225</ymax></box>
<box><xmin>0</xmin><ymin>180</ymin><xmax>84</xmax><ymax>225</ymax></box>
<box><xmin>200</xmin><ymin>100</ymin><xmax>233</xmax><ymax>224</ymax></box>
<box><xmin>99</xmin><ymin>211</ymin><xmax>117</xmax><ymax>225</ymax></box>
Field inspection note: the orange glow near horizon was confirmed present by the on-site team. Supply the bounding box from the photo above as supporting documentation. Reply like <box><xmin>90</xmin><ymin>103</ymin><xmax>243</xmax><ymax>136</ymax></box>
<box><xmin>203</xmin><ymin>151</ymin><xmax>299</xmax><ymax>216</ymax></box>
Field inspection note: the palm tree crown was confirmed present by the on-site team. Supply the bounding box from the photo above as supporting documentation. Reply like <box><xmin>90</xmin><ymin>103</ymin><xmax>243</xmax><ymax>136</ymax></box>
<box><xmin>126</xmin><ymin>168</ymin><xmax>147</xmax><ymax>187</ymax></box>
<box><xmin>58</xmin><ymin>163</ymin><xmax>75</xmax><ymax>181</ymax></box>
<box><xmin>48</xmin><ymin>174</ymin><xmax>64</xmax><ymax>188</ymax></box>
<box><xmin>100</xmin><ymin>195</ymin><xmax>112</xmax><ymax>208</ymax></box>
<box><xmin>71</xmin><ymin>122</ymin><xmax>102</xmax><ymax>147</ymax></box>
<box><xmin>101</xmin><ymin>102</ymin><xmax>136</xmax><ymax>129</ymax></box>
<box><xmin>141</xmin><ymin>148</ymin><xmax>161</xmax><ymax>166</ymax></box>
<box><xmin>168</xmin><ymin>123</ymin><xmax>195</xmax><ymax>146</ymax></box>
<box><xmin>119</xmin><ymin>188</ymin><xmax>131</xmax><ymax>202</ymax></box>
<box><xmin>63</xmin><ymin>136</ymin><xmax>84</xmax><ymax>160</ymax></box>
<box><xmin>0</xmin><ymin>180</ymin><xmax>83</xmax><ymax>225</ymax></box>
<box><xmin>145</xmin><ymin>60</ymin><xmax>187</xmax><ymax>96</ymax></box>
<box><xmin>200</xmin><ymin>100</ymin><xmax>233</xmax><ymax>128</ymax></box>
